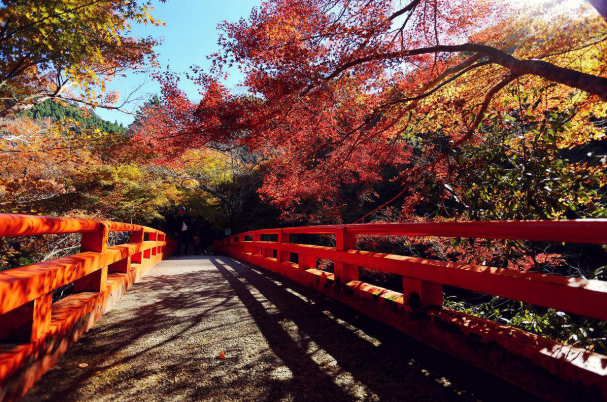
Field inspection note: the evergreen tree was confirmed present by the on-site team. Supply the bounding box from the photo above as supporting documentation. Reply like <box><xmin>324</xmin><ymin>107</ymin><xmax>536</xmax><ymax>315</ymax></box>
<box><xmin>21</xmin><ymin>100</ymin><xmax>126</xmax><ymax>134</ymax></box>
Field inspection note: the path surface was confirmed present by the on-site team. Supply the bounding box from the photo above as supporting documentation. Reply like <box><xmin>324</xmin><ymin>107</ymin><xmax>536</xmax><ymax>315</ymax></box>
<box><xmin>23</xmin><ymin>256</ymin><xmax>540</xmax><ymax>402</ymax></box>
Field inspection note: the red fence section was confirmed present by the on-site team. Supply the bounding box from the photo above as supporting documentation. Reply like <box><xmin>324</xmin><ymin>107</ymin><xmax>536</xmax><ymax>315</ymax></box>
<box><xmin>0</xmin><ymin>214</ymin><xmax>170</xmax><ymax>402</ymax></box>
<box><xmin>216</xmin><ymin>220</ymin><xmax>607</xmax><ymax>402</ymax></box>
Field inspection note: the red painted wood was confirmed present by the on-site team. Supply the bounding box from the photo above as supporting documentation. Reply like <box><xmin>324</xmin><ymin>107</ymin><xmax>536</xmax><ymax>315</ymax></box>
<box><xmin>72</xmin><ymin>266</ymin><xmax>108</xmax><ymax>293</ymax></box>
<box><xmin>131</xmin><ymin>229</ymin><xmax>145</xmax><ymax>264</ymax></box>
<box><xmin>0</xmin><ymin>214</ymin><xmax>168</xmax><ymax>401</ymax></box>
<box><xmin>149</xmin><ymin>232</ymin><xmax>158</xmax><ymax>256</ymax></box>
<box><xmin>80</xmin><ymin>223</ymin><xmax>109</xmax><ymax>254</ymax></box>
<box><xmin>108</xmin><ymin>256</ymin><xmax>131</xmax><ymax>274</ymax></box>
<box><xmin>334</xmin><ymin>228</ymin><xmax>358</xmax><ymax>282</ymax></box>
<box><xmin>233</xmin><ymin>240</ymin><xmax>607</xmax><ymax>321</ymax></box>
<box><xmin>30</xmin><ymin>293</ymin><xmax>52</xmax><ymax>342</ymax></box>
<box><xmin>0</xmin><ymin>293</ymin><xmax>52</xmax><ymax>343</ymax></box>
<box><xmin>0</xmin><ymin>214</ymin><xmax>145</xmax><ymax>237</ymax></box>
<box><xmin>402</xmin><ymin>277</ymin><xmax>443</xmax><ymax>308</ymax></box>
<box><xmin>273</xmin><ymin>219</ymin><xmax>607</xmax><ymax>244</ymax></box>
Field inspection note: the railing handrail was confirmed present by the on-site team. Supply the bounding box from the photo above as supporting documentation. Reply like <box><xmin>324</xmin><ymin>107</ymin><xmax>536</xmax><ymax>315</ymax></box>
<box><xmin>0</xmin><ymin>214</ymin><xmax>167</xmax><ymax>315</ymax></box>
<box><xmin>0</xmin><ymin>213</ymin><xmax>171</xmax><ymax>401</ymax></box>
<box><xmin>231</xmin><ymin>219</ymin><xmax>607</xmax><ymax>244</ymax></box>
<box><xmin>0</xmin><ymin>213</ymin><xmax>168</xmax><ymax>329</ymax></box>
<box><xmin>216</xmin><ymin>219</ymin><xmax>607</xmax><ymax>400</ymax></box>
<box><xmin>0</xmin><ymin>213</ymin><xmax>162</xmax><ymax>237</ymax></box>
<box><xmin>222</xmin><ymin>220</ymin><xmax>607</xmax><ymax>320</ymax></box>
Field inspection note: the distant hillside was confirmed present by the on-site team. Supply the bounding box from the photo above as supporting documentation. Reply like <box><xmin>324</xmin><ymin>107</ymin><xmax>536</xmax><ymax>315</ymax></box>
<box><xmin>21</xmin><ymin>100</ymin><xmax>126</xmax><ymax>134</ymax></box>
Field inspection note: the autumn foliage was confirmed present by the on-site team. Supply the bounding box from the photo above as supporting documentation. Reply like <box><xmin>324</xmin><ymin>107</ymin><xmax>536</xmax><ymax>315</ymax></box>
<box><xmin>0</xmin><ymin>0</ymin><xmax>166</xmax><ymax>115</ymax></box>
<box><xmin>144</xmin><ymin>0</ymin><xmax>606</xmax><ymax>224</ymax></box>
<box><xmin>2</xmin><ymin>0</ymin><xmax>607</xmax><ymax>352</ymax></box>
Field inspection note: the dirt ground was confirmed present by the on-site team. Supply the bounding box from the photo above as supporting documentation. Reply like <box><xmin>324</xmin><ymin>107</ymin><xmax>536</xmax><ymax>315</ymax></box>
<box><xmin>22</xmin><ymin>256</ymin><xmax>541</xmax><ymax>402</ymax></box>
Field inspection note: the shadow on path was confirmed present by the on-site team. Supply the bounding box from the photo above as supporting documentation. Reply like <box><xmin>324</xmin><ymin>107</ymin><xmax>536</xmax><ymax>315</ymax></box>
<box><xmin>22</xmin><ymin>256</ymin><xmax>541</xmax><ymax>402</ymax></box>
<box><xmin>209</xmin><ymin>257</ymin><xmax>541</xmax><ymax>402</ymax></box>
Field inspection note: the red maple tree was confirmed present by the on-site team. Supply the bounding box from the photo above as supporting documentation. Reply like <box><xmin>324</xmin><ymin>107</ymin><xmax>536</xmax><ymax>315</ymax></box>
<box><xmin>139</xmin><ymin>0</ymin><xmax>607</xmax><ymax>223</ymax></box>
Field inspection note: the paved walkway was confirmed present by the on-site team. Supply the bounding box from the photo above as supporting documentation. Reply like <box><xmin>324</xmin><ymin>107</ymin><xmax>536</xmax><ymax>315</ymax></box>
<box><xmin>23</xmin><ymin>256</ymin><xmax>540</xmax><ymax>402</ymax></box>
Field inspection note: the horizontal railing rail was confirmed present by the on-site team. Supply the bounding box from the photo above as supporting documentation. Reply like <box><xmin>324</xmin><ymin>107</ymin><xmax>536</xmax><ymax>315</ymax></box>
<box><xmin>0</xmin><ymin>214</ymin><xmax>147</xmax><ymax>237</ymax></box>
<box><xmin>215</xmin><ymin>219</ymin><xmax>607</xmax><ymax>402</ymax></box>
<box><xmin>0</xmin><ymin>214</ymin><xmax>170</xmax><ymax>402</ymax></box>
<box><xmin>231</xmin><ymin>219</ymin><xmax>607</xmax><ymax>243</ymax></box>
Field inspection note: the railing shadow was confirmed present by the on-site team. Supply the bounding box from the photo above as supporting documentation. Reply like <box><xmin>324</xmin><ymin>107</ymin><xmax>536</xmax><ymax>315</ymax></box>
<box><xmin>207</xmin><ymin>257</ymin><xmax>542</xmax><ymax>402</ymax></box>
<box><xmin>22</xmin><ymin>257</ymin><xmax>244</xmax><ymax>401</ymax></box>
<box><xmin>22</xmin><ymin>256</ymin><xmax>541</xmax><ymax>402</ymax></box>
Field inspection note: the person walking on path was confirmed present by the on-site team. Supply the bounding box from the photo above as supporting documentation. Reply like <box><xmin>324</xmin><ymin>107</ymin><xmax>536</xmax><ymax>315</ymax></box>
<box><xmin>173</xmin><ymin>206</ymin><xmax>193</xmax><ymax>257</ymax></box>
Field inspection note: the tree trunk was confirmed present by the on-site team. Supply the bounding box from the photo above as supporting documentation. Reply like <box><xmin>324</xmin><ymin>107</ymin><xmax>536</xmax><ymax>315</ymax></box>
<box><xmin>589</xmin><ymin>0</ymin><xmax>607</xmax><ymax>21</ymax></box>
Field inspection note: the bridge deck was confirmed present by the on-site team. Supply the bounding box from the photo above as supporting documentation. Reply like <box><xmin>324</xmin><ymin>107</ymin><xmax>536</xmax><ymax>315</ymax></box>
<box><xmin>22</xmin><ymin>256</ymin><xmax>538</xmax><ymax>402</ymax></box>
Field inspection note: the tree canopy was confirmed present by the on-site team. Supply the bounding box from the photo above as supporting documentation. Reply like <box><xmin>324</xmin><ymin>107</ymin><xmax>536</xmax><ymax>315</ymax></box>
<box><xmin>21</xmin><ymin>99</ymin><xmax>125</xmax><ymax>134</ymax></box>
<box><xmin>2</xmin><ymin>0</ymin><xmax>607</xmax><ymax>354</ymax></box>
<box><xmin>0</xmin><ymin>0</ymin><xmax>165</xmax><ymax>116</ymax></box>
<box><xmin>142</xmin><ymin>0</ymin><xmax>607</xmax><ymax>223</ymax></box>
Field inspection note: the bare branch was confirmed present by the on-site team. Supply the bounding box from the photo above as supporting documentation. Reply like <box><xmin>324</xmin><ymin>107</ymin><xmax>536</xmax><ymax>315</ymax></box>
<box><xmin>353</xmin><ymin>72</ymin><xmax>519</xmax><ymax>223</ymax></box>
<box><xmin>325</xmin><ymin>43</ymin><xmax>607</xmax><ymax>100</ymax></box>
<box><xmin>454</xmin><ymin>72</ymin><xmax>519</xmax><ymax>146</ymax></box>
<box><xmin>388</xmin><ymin>0</ymin><xmax>422</xmax><ymax>21</ymax></box>
<box><xmin>588</xmin><ymin>0</ymin><xmax>607</xmax><ymax>22</ymax></box>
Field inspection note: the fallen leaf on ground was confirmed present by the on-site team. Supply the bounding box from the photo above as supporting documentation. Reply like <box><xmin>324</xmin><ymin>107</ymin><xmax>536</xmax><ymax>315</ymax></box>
<box><xmin>78</xmin><ymin>363</ymin><xmax>88</xmax><ymax>368</ymax></box>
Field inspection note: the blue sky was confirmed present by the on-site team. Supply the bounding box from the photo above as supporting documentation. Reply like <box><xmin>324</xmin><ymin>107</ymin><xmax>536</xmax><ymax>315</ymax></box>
<box><xmin>96</xmin><ymin>0</ymin><xmax>260</xmax><ymax>126</ymax></box>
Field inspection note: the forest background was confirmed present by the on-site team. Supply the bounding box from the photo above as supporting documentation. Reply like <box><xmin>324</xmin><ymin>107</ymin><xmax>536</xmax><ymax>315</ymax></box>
<box><xmin>1</xmin><ymin>0</ymin><xmax>607</xmax><ymax>355</ymax></box>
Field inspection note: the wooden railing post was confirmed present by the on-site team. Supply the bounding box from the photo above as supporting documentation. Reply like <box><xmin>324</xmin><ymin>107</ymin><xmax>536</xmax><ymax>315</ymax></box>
<box><xmin>402</xmin><ymin>278</ymin><xmax>443</xmax><ymax>308</ymax></box>
<box><xmin>299</xmin><ymin>255</ymin><xmax>317</xmax><ymax>269</ymax></box>
<box><xmin>108</xmin><ymin>255</ymin><xmax>131</xmax><ymax>274</ymax></box>
<box><xmin>131</xmin><ymin>228</ymin><xmax>144</xmax><ymax>264</ymax></box>
<box><xmin>80</xmin><ymin>223</ymin><xmax>108</xmax><ymax>253</ymax></box>
<box><xmin>403</xmin><ymin>276</ymin><xmax>443</xmax><ymax>307</ymax></box>
<box><xmin>335</xmin><ymin>228</ymin><xmax>358</xmax><ymax>283</ymax></box>
<box><xmin>253</xmin><ymin>233</ymin><xmax>261</xmax><ymax>255</ymax></box>
<box><xmin>73</xmin><ymin>223</ymin><xmax>109</xmax><ymax>293</ymax></box>
<box><xmin>0</xmin><ymin>292</ymin><xmax>53</xmax><ymax>343</ymax></box>
<box><xmin>31</xmin><ymin>293</ymin><xmax>53</xmax><ymax>341</ymax></box>
<box><xmin>158</xmin><ymin>233</ymin><xmax>166</xmax><ymax>255</ymax></box>
<box><xmin>149</xmin><ymin>232</ymin><xmax>158</xmax><ymax>256</ymax></box>
<box><xmin>277</xmin><ymin>230</ymin><xmax>288</xmax><ymax>263</ymax></box>
<box><xmin>143</xmin><ymin>232</ymin><xmax>152</xmax><ymax>259</ymax></box>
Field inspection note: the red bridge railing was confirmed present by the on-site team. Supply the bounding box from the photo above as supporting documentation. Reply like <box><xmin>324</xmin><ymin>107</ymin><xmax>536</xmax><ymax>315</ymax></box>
<box><xmin>216</xmin><ymin>220</ymin><xmax>607</xmax><ymax>402</ymax></box>
<box><xmin>0</xmin><ymin>214</ymin><xmax>170</xmax><ymax>402</ymax></box>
